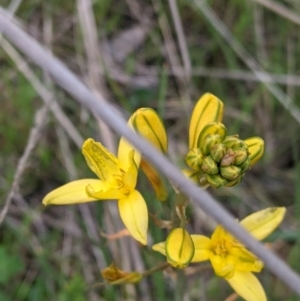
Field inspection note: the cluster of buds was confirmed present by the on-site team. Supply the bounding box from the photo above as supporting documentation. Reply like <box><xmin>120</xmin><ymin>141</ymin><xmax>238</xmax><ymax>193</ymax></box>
<box><xmin>185</xmin><ymin>93</ymin><xmax>264</xmax><ymax>189</ymax></box>
<box><xmin>185</xmin><ymin>121</ymin><xmax>261</xmax><ymax>188</ymax></box>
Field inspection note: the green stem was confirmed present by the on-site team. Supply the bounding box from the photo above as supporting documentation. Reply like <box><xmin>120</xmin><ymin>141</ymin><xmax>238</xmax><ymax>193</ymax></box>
<box><xmin>141</xmin><ymin>261</ymin><xmax>169</xmax><ymax>277</ymax></box>
<box><xmin>174</xmin><ymin>269</ymin><xmax>186</xmax><ymax>301</ymax></box>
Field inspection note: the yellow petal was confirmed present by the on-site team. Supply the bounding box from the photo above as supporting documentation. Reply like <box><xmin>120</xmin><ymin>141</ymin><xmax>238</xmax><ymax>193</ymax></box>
<box><xmin>227</xmin><ymin>271</ymin><xmax>267</xmax><ymax>301</ymax></box>
<box><xmin>227</xmin><ymin>249</ymin><xmax>263</xmax><ymax>273</ymax></box>
<box><xmin>239</xmin><ymin>207</ymin><xmax>286</xmax><ymax>241</ymax></box>
<box><xmin>244</xmin><ymin>137</ymin><xmax>264</xmax><ymax>167</ymax></box>
<box><xmin>42</xmin><ymin>179</ymin><xmax>100</xmax><ymax>205</ymax></box>
<box><xmin>85</xmin><ymin>183</ymin><xmax>125</xmax><ymax>199</ymax></box>
<box><xmin>131</xmin><ymin>108</ymin><xmax>168</xmax><ymax>153</ymax></box>
<box><xmin>190</xmin><ymin>235</ymin><xmax>212</xmax><ymax>262</ymax></box>
<box><xmin>211</xmin><ymin>225</ymin><xmax>233</xmax><ymax>244</ymax></box>
<box><xmin>140</xmin><ymin>159</ymin><xmax>167</xmax><ymax>201</ymax></box>
<box><xmin>82</xmin><ymin>138</ymin><xmax>121</xmax><ymax>182</ymax></box>
<box><xmin>210</xmin><ymin>254</ymin><xmax>235</xmax><ymax>279</ymax></box>
<box><xmin>118</xmin><ymin>190</ymin><xmax>148</xmax><ymax>245</ymax></box>
<box><xmin>189</xmin><ymin>93</ymin><xmax>224</xmax><ymax>149</ymax></box>
<box><xmin>118</xmin><ymin>135</ymin><xmax>141</xmax><ymax>171</ymax></box>
<box><xmin>165</xmin><ymin>228</ymin><xmax>195</xmax><ymax>268</ymax></box>
<box><xmin>122</xmin><ymin>150</ymin><xmax>138</xmax><ymax>191</ymax></box>
<box><xmin>152</xmin><ymin>242</ymin><xmax>166</xmax><ymax>256</ymax></box>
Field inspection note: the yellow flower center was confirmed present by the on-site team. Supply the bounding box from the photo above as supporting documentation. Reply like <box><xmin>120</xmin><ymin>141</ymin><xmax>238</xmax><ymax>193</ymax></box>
<box><xmin>214</xmin><ymin>238</ymin><xmax>233</xmax><ymax>256</ymax></box>
<box><xmin>112</xmin><ymin>171</ymin><xmax>132</xmax><ymax>196</ymax></box>
<box><xmin>210</xmin><ymin>226</ymin><xmax>263</xmax><ymax>278</ymax></box>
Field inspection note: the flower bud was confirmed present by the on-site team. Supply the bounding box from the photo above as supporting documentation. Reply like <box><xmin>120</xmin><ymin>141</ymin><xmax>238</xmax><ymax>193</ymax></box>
<box><xmin>165</xmin><ymin>228</ymin><xmax>195</xmax><ymax>269</ymax></box>
<box><xmin>220</xmin><ymin>165</ymin><xmax>241</xmax><ymax>180</ymax></box>
<box><xmin>199</xmin><ymin>175</ymin><xmax>209</xmax><ymax>187</ymax></box>
<box><xmin>244</xmin><ymin>137</ymin><xmax>264</xmax><ymax>166</ymax></box>
<box><xmin>238</xmin><ymin>157</ymin><xmax>251</xmax><ymax>173</ymax></box>
<box><xmin>206</xmin><ymin>174</ymin><xmax>228</xmax><ymax>188</ymax></box>
<box><xmin>210</xmin><ymin>143</ymin><xmax>227</xmax><ymax>163</ymax></box>
<box><xmin>185</xmin><ymin>148</ymin><xmax>204</xmax><ymax>171</ymax></box>
<box><xmin>128</xmin><ymin>108</ymin><xmax>168</xmax><ymax>201</ymax></box>
<box><xmin>189</xmin><ymin>93</ymin><xmax>224</xmax><ymax>149</ymax></box>
<box><xmin>201</xmin><ymin>155</ymin><xmax>219</xmax><ymax>175</ymax></box>
<box><xmin>131</xmin><ymin>108</ymin><xmax>167</xmax><ymax>153</ymax></box>
<box><xmin>197</xmin><ymin>122</ymin><xmax>227</xmax><ymax>150</ymax></box>
<box><xmin>220</xmin><ymin>148</ymin><xmax>235</xmax><ymax>167</ymax></box>
<box><xmin>201</xmin><ymin>134</ymin><xmax>223</xmax><ymax>156</ymax></box>
<box><xmin>223</xmin><ymin>135</ymin><xmax>247</xmax><ymax>150</ymax></box>
<box><xmin>234</xmin><ymin>148</ymin><xmax>248</xmax><ymax>165</ymax></box>
<box><xmin>225</xmin><ymin>174</ymin><xmax>244</xmax><ymax>187</ymax></box>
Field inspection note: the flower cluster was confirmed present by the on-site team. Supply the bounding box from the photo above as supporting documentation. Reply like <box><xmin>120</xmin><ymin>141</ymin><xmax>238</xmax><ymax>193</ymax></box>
<box><xmin>185</xmin><ymin>93</ymin><xmax>264</xmax><ymax>188</ymax></box>
<box><xmin>42</xmin><ymin>93</ymin><xmax>285</xmax><ymax>301</ymax></box>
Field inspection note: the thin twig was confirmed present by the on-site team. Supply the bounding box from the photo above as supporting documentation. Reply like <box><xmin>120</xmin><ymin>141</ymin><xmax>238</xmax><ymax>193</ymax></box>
<box><xmin>0</xmin><ymin>38</ymin><xmax>83</xmax><ymax>147</ymax></box>
<box><xmin>152</xmin><ymin>0</ymin><xmax>191</xmax><ymax>111</ymax></box>
<box><xmin>137</xmin><ymin>65</ymin><xmax>300</xmax><ymax>86</ymax></box>
<box><xmin>252</xmin><ymin>0</ymin><xmax>300</xmax><ymax>27</ymax></box>
<box><xmin>167</xmin><ymin>0</ymin><xmax>191</xmax><ymax>79</ymax></box>
<box><xmin>0</xmin><ymin>106</ymin><xmax>49</xmax><ymax>225</ymax></box>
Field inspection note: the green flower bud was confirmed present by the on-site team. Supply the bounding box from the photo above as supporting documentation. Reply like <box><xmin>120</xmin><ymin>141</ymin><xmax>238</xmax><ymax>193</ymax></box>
<box><xmin>201</xmin><ymin>155</ymin><xmax>219</xmax><ymax>175</ymax></box>
<box><xmin>206</xmin><ymin>174</ymin><xmax>228</xmax><ymax>188</ymax></box>
<box><xmin>220</xmin><ymin>165</ymin><xmax>241</xmax><ymax>180</ymax></box>
<box><xmin>223</xmin><ymin>135</ymin><xmax>248</xmax><ymax>150</ymax></box>
<box><xmin>220</xmin><ymin>148</ymin><xmax>236</xmax><ymax>167</ymax></box>
<box><xmin>225</xmin><ymin>174</ymin><xmax>244</xmax><ymax>187</ymax></box>
<box><xmin>201</xmin><ymin>134</ymin><xmax>223</xmax><ymax>156</ymax></box>
<box><xmin>199</xmin><ymin>176</ymin><xmax>209</xmax><ymax>187</ymax></box>
<box><xmin>210</xmin><ymin>143</ymin><xmax>227</xmax><ymax>163</ymax></box>
<box><xmin>234</xmin><ymin>148</ymin><xmax>248</xmax><ymax>165</ymax></box>
<box><xmin>185</xmin><ymin>148</ymin><xmax>204</xmax><ymax>171</ymax></box>
<box><xmin>238</xmin><ymin>157</ymin><xmax>251</xmax><ymax>173</ymax></box>
<box><xmin>197</xmin><ymin>122</ymin><xmax>227</xmax><ymax>150</ymax></box>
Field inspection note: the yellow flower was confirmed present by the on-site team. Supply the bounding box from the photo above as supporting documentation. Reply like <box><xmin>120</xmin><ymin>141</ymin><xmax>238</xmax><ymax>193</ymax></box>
<box><xmin>152</xmin><ymin>207</ymin><xmax>286</xmax><ymax>301</ymax></box>
<box><xmin>186</xmin><ymin>93</ymin><xmax>264</xmax><ymax>188</ymax></box>
<box><xmin>43</xmin><ymin>137</ymin><xmax>148</xmax><ymax>245</ymax></box>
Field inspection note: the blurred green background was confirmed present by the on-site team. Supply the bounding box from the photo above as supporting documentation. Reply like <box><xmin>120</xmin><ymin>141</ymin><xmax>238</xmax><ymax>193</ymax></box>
<box><xmin>0</xmin><ymin>0</ymin><xmax>300</xmax><ymax>300</ymax></box>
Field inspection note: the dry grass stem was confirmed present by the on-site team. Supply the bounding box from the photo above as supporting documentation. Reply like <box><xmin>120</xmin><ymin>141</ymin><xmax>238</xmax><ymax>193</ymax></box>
<box><xmin>0</xmin><ymin>105</ymin><xmax>49</xmax><ymax>226</ymax></box>
<box><xmin>252</xmin><ymin>0</ymin><xmax>300</xmax><ymax>27</ymax></box>
<box><xmin>0</xmin><ymin>38</ymin><xmax>84</xmax><ymax>147</ymax></box>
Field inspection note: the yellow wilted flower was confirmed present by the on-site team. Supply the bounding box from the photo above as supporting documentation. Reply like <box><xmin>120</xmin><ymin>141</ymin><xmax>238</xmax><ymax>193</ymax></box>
<box><xmin>185</xmin><ymin>93</ymin><xmax>264</xmax><ymax>188</ymax></box>
<box><xmin>101</xmin><ymin>263</ymin><xmax>142</xmax><ymax>284</ymax></box>
<box><xmin>152</xmin><ymin>207</ymin><xmax>286</xmax><ymax>301</ymax></box>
